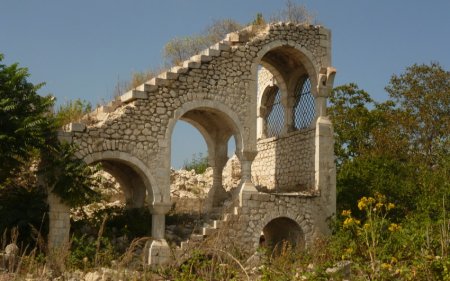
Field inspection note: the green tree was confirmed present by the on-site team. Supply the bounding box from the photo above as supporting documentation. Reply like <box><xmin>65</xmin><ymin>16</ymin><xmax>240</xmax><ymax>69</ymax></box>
<box><xmin>330</xmin><ymin>63</ymin><xmax>450</xmax><ymax>217</ymax></box>
<box><xmin>385</xmin><ymin>62</ymin><xmax>450</xmax><ymax>167</ymax></box>
<box><xmin>0</xmin><ymin>54</ymin><xmax>101</xmax><ymax>248</ymax></box>
<box><xmin>0</xmin><ymin>54</ymin><xmax>54</xmax><ymax>183</ymax></box>
<box><xmin>329</xmin><ymin>83</ymin><xmax>376</xmax><ymax>166</ymax></box>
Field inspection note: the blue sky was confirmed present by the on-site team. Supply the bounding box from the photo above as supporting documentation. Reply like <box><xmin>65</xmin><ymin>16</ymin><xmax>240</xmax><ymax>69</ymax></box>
<box><xmin>1</xmin><ymin>1</ymin><xmax>449</xmax><ymax>168</ymax></box>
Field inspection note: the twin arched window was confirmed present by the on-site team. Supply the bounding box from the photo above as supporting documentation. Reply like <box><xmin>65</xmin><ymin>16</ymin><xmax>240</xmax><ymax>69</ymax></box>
<box><xmin>263</xmin><ymin>76</ymin><xmax>314</xmax><ymax>138</ymax></box>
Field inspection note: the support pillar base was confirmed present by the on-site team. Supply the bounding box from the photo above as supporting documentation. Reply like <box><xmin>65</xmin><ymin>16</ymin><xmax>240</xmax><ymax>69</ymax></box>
<box><xmin>239</xmin><ymin>181</ymin><xmax>258</xmax><ymax>207</ymax></box>
<box><xmin>148</xmin><ymin>239</ymin><xmax>171</xmax><ymax>266</ymax></box>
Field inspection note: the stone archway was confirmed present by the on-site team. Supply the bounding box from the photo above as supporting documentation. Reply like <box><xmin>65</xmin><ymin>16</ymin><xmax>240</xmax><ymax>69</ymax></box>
<box><xmin>261</xmin><ymin>216</ymin><xmax>305</xmax><ymax>255</ymax></box>
<box><xmin>84</xmin><ymin>151</ymin><xmax>159</xmax><ymax>205</ymax></box>
<box><xmin>166</xmin><ymin>101</ymin><xmax>245</xmax><ymax>208</ymax></box>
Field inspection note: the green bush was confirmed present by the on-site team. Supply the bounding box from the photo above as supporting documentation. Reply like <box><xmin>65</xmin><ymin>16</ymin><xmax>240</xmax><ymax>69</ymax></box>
<box><xmin>182</xmin><ymin>153</ymin><xmax>209</xmax><ymax>174</ymax></box>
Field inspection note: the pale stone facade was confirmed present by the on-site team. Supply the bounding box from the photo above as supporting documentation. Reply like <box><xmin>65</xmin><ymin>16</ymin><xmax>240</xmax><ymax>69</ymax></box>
<box><xmin>51</xmin><ymin>22</ymin><xmax>337</xmax><ymax>265</ymax></box>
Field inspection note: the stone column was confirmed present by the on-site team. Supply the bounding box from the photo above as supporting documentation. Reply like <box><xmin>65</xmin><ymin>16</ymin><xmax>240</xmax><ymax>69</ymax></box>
<box><xmin>148</xmin><ymin>202</ymin><xmax>172</xmax><ymax>266</ymax></box>
<box><xmin>283</xmin><ymin>94</ymin><xmax>294</xmax><ymax>134</ymax></box>
<box><xmin>313</xmin><ymin>67</ymin><xmax>337</xmax><ymax>236</ymax></box>
<box><xmin>238</xmin><ymin>151</ymin><xmax>258</xmax><ymax>206</ymax></box>
<box><xmin>314</xmin><ymin>116</ymin><xmax>336</xmax><ymax>234</ymax></box>
<box><xmin>209</xmin><ymin>141</ymin><xmax>229</xmax><ymax>207</ymax></box>
<box><xmin>47</xmin><ymin>192</ymin><xmax>70</xmax><ymax>251</ymax></box>
<box><xmin>257</xmin><ymin>106</ymin><xmax>267</xmax><ymax>139</ymax></box>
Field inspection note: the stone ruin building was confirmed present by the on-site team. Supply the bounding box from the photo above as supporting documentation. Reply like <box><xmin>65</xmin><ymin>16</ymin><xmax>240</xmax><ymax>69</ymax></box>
<box><xmin>51</xmin><ymin>21</ymin><xmax>337</xmax><ymax>265</ymax></box>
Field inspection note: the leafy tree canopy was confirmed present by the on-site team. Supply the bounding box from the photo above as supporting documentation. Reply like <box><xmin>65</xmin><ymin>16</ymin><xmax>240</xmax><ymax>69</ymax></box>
<box><xmin>330</xmin><ymin>63</ymin><xmax>450</xmax><ymax>217</ymax></box>
<box><xmin>0</xmin><ymin>54</ymin><xmax>100</xmax><ymax>207</ymax></box>
<box><xmin>0</xmin><ymin>54</ymin><xmax>54</xmax><ymax>182</ymax></box>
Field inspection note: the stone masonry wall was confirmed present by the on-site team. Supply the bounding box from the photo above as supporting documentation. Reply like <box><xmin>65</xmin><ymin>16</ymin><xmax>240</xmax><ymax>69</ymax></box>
<box><xmin>252</xmin><ymin>129</ymin><xmax>315</xmax><ymax>192</ymax></box>
<box><xmin>219</xmin><ymin>191</ymin><xmax>321</xmax><ymax>254</ymax></box>
<box><xmin>68</xmin><ymin>23</ymin><xmax>331</xmax><ymax>204</ymax></box>
<box><xmin>57</xmin><ymin>23</ymin><xmax>335</xmax><ymax>264</ymax></box>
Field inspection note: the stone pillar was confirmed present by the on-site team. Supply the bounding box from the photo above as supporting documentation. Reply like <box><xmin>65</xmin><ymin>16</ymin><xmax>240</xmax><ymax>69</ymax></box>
<box><xmin>47</xmin><ymin>192</ymin><xmax>70</xmax><ymax>250</ymax></box>
<box><xmin>313</xmin><ymin>67</ymin><xmax>337</xmax><ymax>236</ymax></box>
<box><xmin>314</xmin><ymin>116</ymin><xmax>336</xmax><ymax>234</ymax></box>
<box><xmin>148</xmin><ymin>202</ymin><xmax>172</xmax><ymax>266</ymax></box>
<box><xmin>257</xmin><ymin>106</ymin><xmax>268</xmax><ymax>139</ymax></box>
<box><xmin>238</xmin><ymin>151</ymin><xmax>258</xmax><ymax>206</ymax></box>
<box><xmin>283</xmin><ymin>94</ymin><xmax>294</xmax><ymax>134</ymax></box>
<box><xmin>208</xmin><ymin>141</ymin><xmax>229</xmax><ymax>207</ymax></box>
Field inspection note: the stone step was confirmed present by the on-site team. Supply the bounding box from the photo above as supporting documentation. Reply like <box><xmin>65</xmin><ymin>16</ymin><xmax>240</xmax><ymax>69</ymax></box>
<box><xmin>170</xmin><ymin>66</ymin><xmax>189</xmax><ymax>74</ymax></box>
<box><xmin>180</xmin><ymin>241</ymin><xmax>189</xmax><ymax>250</ymax></box>
<box><xmin>202</xmin><ymin>227</ymin><xmax>216</xmax><ymax>236</ymax></box>
<box><xmin>136</xmin><ymin>83</ymin><xmax>158</xmax><ymax>93</ymax></box>
<box><xmin>120</xmin><ymin>90</ymin><xmax>147</xmax><ymax>103</ymax></box>
<box><xmin>213</xmin><ymin>220</ymin><xmax>223</xmax><ymax>229</ymax></box>
<box><xmin>157</xmin><ymin>71</ymin><xmax>179</xmax><ymax>80</ymax></box>
<box><xmin>148</xmin><ymin>77</ymin><xmax>171</xmax><ymax>87</ymax></box>
<box><xmin>65</xmin><ymin>122</ymin><xmax>86</xmax><ymax>132</ymax></box>
<box><xmin>107</xmin><ymin>100</ymin><xmax>122</xmax><ymax>109</ymax></box>
<box><xmin>190</xmin><ymin>234</ymin><xmax>204</xmax><ymax>242</ymax></box>
<box><xmin>96</xmin><ymin>105</ymin><xmax>112</xmax><ymax>113</ymax></box>
<box><xmin>182</xmin><ymin>60</ymin><xmax>201</xmax><ymax>69</ymax></box>
<box><xmin>223</xmin><ymin>213</ymin><xmax>234</xmax><ymax>221</ymax></box>
<box><xmin>191</xmin><ymin>54</ymin><xmax>212</xmax><ymax>63</ymax></box>
<box><xmin>211</xmin><ymin>42</ymin><xmax>231</xmax><ymax>52</ymax></box>
<box><xmin>200</xmin><ymin>48</ymin><xmax>220</xmax><ymax>57</ymax></box>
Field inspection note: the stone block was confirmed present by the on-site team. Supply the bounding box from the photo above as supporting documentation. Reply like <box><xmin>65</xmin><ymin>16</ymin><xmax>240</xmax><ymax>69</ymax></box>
<box><xmin>120</xmin><ymin>90</ymin><xmax>147</xmax><ymax>103</ymax></box>
<box><xmin>66</xmin><ymin>122</ymin><xmax>86</xmax><ymax>132</ymax></box>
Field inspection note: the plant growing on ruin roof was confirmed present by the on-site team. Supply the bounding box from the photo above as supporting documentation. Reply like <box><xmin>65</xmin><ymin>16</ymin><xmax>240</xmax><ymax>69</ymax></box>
<box><xmin>163</xmin><ymin>19</ymin><xmax>242</xmax><ymax>66</ymax></box>
<box><xmin>55</xmin><ymin>98</ymin><xmax>92</xmax><ymax>126</ymax></box>
<box><xmin>270</xmin><ymin>0</ymin><xmax>316</xmax><ymax>24</ymax></box>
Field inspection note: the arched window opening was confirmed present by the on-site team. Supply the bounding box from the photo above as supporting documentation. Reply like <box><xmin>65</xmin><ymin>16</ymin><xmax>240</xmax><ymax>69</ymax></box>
<box><xmin>265</xmin><ymin>86</ymin><xmax>284</xmax><ymax>138</ymax></box>
<box><xmin>293</xmin><ymin>77</ymin><xmax>315</xmax><ymax>130</ymax></box>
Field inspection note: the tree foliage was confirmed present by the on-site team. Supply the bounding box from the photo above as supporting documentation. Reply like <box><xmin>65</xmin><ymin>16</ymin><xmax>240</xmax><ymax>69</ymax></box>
<box><xmin>330</xmin><ymin>63</ymin><xmax>450</xmax><ymax>217</ymax></box>
<box><xmin>0</xmin><ymin>54</ymin><xmax>54</xmax><ymax>183</ymax></box>
<box><xmin>385</xmin><ymin>62</ymin><xmax>450</xmax><ymax>166</ymax></box>
<box><xmin>0</xmin><ymin>54</ymin><xmax>100</xmax><ymax>212</ymax></box>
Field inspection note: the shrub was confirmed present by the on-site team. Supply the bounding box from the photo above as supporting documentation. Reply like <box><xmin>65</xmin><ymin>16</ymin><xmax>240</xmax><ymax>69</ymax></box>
<box><xmin>182</xmin><ymin>153</ymin><xmax>209</xmax><ymax>174</ymax></box>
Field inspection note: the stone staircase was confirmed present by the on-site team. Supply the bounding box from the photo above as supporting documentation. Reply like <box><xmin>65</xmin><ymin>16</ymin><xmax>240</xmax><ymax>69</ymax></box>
<box><xmin>72</xmin><ymin>26</ymin><xmax>256</xmax><ymax>127</ymax></box>
<box><xmin>173</xmin><ymin>203</ymin><xmax>242</xmax><ymax>262</ymax></box>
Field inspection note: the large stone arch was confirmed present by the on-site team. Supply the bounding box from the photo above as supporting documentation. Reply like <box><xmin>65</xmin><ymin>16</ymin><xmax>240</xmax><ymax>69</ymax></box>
<box><xmin>251</xmin><ymin>40</ymin><xmax>319</xmax><ymax>98</ymax></box>
<box><xmin>163</xmin><ymin>100</ymin><xmax>246</xmax><ymax>207</ymax></box>
<box><xmin>250</xmin><ymin>40</ymin><xmax>320</xmax><ymax>140</ymax></box>
<box><xmin>83</xmin><ymin>150</ymin><xmax>161</xmax><ymax>205</ymax></box>
<box><xmin>165</xmin><ymin>100</ymin><xmax>245</xmax><ymax>157</ymax></box>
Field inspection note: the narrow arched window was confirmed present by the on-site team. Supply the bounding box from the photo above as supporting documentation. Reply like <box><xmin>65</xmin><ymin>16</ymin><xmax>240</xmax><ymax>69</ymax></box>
<box><xmin>293</xmin><ymin>77</ymin><xmax>315</xmax><ymax>130</ymax></box>
<box><xmin>265</xmin><ymin>86</ymin><xmax>284</xmax><ymax>138</ymax></box>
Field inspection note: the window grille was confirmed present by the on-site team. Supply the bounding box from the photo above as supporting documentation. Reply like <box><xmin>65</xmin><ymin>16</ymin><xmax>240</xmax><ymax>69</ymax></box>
<box><xmin>265</xmin><ymin>87</ymin><xmax>284</xmax><ymax>138</ymax></box>
<box><xmin>293</xmin><ymin>77</ymin><xmax>315</xmax><ymax>130</ymax></box>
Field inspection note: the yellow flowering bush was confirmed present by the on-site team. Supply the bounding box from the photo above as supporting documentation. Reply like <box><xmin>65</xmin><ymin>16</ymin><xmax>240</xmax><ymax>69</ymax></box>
<box><xmin>340</xmin><ymin>193</ymin><xmax>402</xmax><ymax>279</ymax></box>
